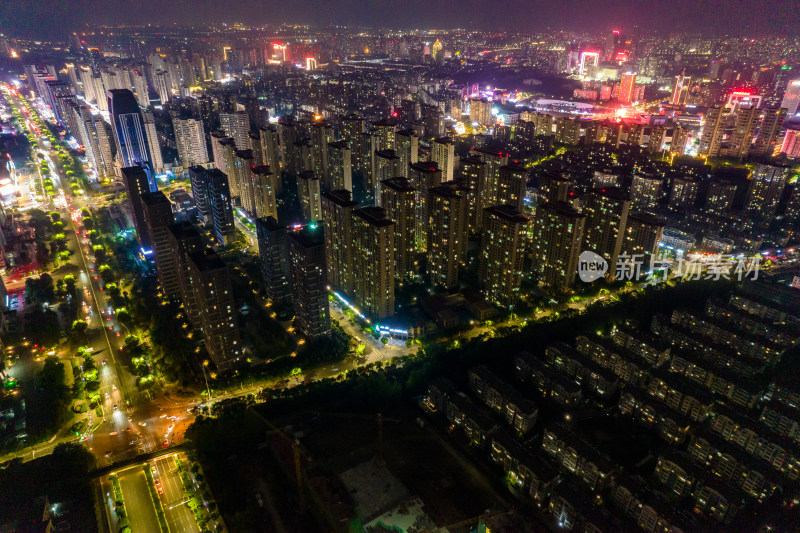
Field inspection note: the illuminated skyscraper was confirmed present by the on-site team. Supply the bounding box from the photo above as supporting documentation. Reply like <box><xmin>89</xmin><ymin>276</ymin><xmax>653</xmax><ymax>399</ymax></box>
<box><xmin>459</xmin><ymin>155</ymin><xmax>487</xmax><ymax>230</ymax></box>
<box><xmin>141</xmin><ymin>192</ymin><xmax>177</xmax><ymax>297</ymax></box>
<box><xmin>108</xmin><ymin>89</ymin><xmax>157</xmax><ymax>171</ymax></box>
<box><xmin>256</xmin><ymin>217</ymin><xmax>292</xmax><ymax>309</ymax></box>
<box><xmin>189</xmin><ymin>167</ymin><xmax>235</xmax><ymax>246</ymax></box>
<box><xmin>618</xmin><ymin>73</ymin><xmax>636</xmax><ymax>104</ymax></box>
<box><xmin>371</xmin><ymin>118</ymin><xmax>397</xmax><ymax>151</ymax></box>
<box><xmin>746</xmin><ymin>163</ymin><xmax>789</xmax><ymax>218</ymax></box>
<box><xmin>480</xmin><ymin>205</ymin><xmax>528</xmax><ymax>307</ymax></box>
<box><xmin>231</xmin><ymin>149</ymin><xmax>254</xmax><ymax>203</ymax></box>
<box><xmin>352</xmin><ymin>207</ymin><xmax>395</xmax><ymax>319</ymax></box>
<box><xmin>121</xmin><ymin>165</ymin><xmax>158</xmax><ymax>249</ymax></box>
<box><xmin>699</xmin><ymin>106</ymin><xmax>727</xmax><ymax>157</ymax></box>
<box><xmin>622</xmin><ymin>213</ymin><xmax>664</xmax><ymax>259</ymax></box>
<box><xmin>258</xmin><ymin>125</ymin><xmax>281</xmax><ymax>181</ymax></box>
<box><xmin>752</xmin><ymin>108</ymin><xmax>787</xmax><ymax>156</ymax></box>
<box><xmin>780</xmin><ymin>80</ymin><xmax>800</xmax><ymax>116</ymax></box>
<box><xmin>471</xmin><ymin>147</ymin><xmax>509</xmax><ymax>207</ymax></box>
<box><xmin>322</xmin><ymin>190</ymin><xmax>358</xmax><ymax>295</ymax></box>
<box><xmin>721</xmin><ymin>105</ymin><xmax>758</xmax><ymax>159</ymax></box>
<box><xmin>394</xmin><ymin>129</ymin><xmax>419</xmax><ymax>178</ymax></box>
<box><xmin>431</xmin><ymin>39</ymin><xmax>443</xmax><ymax>60</ymax></box>
<box><xmin>431</xmin><ymin>137</ymin><xmax>455</xmax><ymax>182</ymax></box>
<box><xmin>408</xmin><ymin>161</ymin><xmax>442</xmax><ymax>251</ymax></box>
<box><xmin>173</xmin><ymin>118</ymin><xmax>209</xmax><ymax>167</ymax></box>
<box><xmin>221</xmin><ymin>110</ymin><xmax>251</xmax><ymax>150</ymax></box>
<box><xmin>288</xmin><ymin>224</ymin><xmax>330</xmax><ymax>339</ymax></box>
<box><xmin>669</xmin><ymin>176</ymin><xmax>699</xmax><ymax>210</ymax></box>
<box><xmin>705</xmin><ymin>179</ymin><xmax>737</xmax><ymax>215</ymax></box>
<box><xmin>298</xmin><ymin>170</ymin><xmax>323</xmax><ymax>222</ymax></box>
<box><xmin>630</xmin><ymin>172</ymin><xmax>664</xmax><ymax>208</ymax></box>
<box><xmin>167</xmin><ymin>222</ymin><xmax>204</xmax><ymax>329</ymax></box>
<box><xmin>670</xmin><ymin>72</ymin><xmax>691</xmax><ymax>105</ymax></box>
<box><xmin>497</xmin><ymin>164</ymin><xmax>527</xmax><ymax>212</ymax></box>
<box><xmin>251</xmin><ymin>165</ymin><xmax>279</xmax><ymax>220</ymax></box>
<box><xmin>310</xmin><ymin>120</ymin><xmax>333</xmax><ymax>187</ymax></box>
<box><xmin>531</xmin><ymin>201</ymin><xmax>585</xmax><ymax>291</ymax></box>
<box><xmin>380</xmin><ymin>177</ymin><xmax>416</xmax><ymax>280</ymax></box>
<box><xmin>427</xmin><ymin>182</ymin><xmax>469</xmax><ymax>289</ymax></box>
<box><xmin>373</xmin><ymin>149</ymin><xmax>401</xmax><ymax>204</ymax></box>
<box><xmin>581</xmin><ymin>188</ymin><xmax>630</xmax><ymax>274</ymax></box>
<box><xmin>188</xmin><ymin>248</ymin><xmax>241</xmax><ymax>372</ymax></box>
<box><xmin>327</xmin><ymin>141</ymin><xmax>352</xmax><ymax>192</ymax></box>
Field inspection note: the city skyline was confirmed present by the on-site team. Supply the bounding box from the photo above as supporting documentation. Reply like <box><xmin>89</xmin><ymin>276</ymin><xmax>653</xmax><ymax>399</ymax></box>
<box><xmin>3</xmin><ymin>0</ymin><xmax>800</xmax><ymax>38</ymax></box>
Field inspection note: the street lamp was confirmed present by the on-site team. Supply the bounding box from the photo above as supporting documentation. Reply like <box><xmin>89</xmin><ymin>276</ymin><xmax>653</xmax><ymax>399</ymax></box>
<box><xmin>202</xmin><ymin>360</ymin><xmax>212</xmax><ymax>400</ymax></box>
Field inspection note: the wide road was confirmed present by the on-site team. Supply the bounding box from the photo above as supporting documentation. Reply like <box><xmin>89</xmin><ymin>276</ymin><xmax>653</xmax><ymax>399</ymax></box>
<box><xmin>117</xmin><ymin>467</ymin><xmax>162</xmax><ymax>533</ymax></box>
<box><xmin>154</xmin><ymin>453</ymin><xmax>199</xmax><ymax>533</ymax></box>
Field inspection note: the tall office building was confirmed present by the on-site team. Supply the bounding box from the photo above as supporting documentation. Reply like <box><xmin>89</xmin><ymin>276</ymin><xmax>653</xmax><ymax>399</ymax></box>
<box><xmin>408</xmin><ymin>161</ymin><xmax>443</xmax><ymax>251</ymax></box>
<box><xmin>231</xmin><ymin>149</ymin><xmax>254</xmax><ymax>205</ymax></box>
<box><xmin>394</xmin><ymin>129</ymin><xmax>419</xmax><ymax>178</ymax></box>
<box><xmin>251</xmin><ymin>165</ymin><xmax>279</xmax><ymax>220</ymax></box>
<box><xmin>190</xmin><ymin>167</ymin><xmax>236</xmax><ymax>245</ymax></box>
<box><xmin>670</xmin><ymin>72</ymin><xmax>691</xmax><ymax>105</ymax></box>
<box><xmin>746</xmin><ymin>163</ymin><xmax>789</xmax><ymax>217</ymax></box>
<box><xmin>752</xmin><ymin>108</ymin><xmax>787</xmax><ymax>156</ymax></box>
<box><xmin>220</xmin><ymin>111</ymin><xmax>251</xmax><ymax>150</ymax></box>
<box><xmin>431</xmin><ymin>137</ymin><xmax>455</xmax><ymax>182</ymax></box>
<box><xmin>780</xmin><ymin>80</ymin><xmax>800</xmax><ymax>116</ymax></box>
<box><xmin>130</xmin><ymin>69</ymin><xmax>149</xmax><ymax>108</ymax></box>
<box><xmin>327</xmin><ymin>141</ymin><xmax>352</xmax><ymax>192</ymax></box>
<box><xmin>288</xmin><ymin>225</ymin><xmax>330</xmax><ymax>338</ymax></box>
<box><xmin>121</xmin><ymin>165</ymin><xmax>158</xmax><ymax>249</ymax></box>
<box><xmin>497</xmin><ymin>164</ymin><xmax>527</xmax><ymax>212</ymax></box>
<box><xmin>322</xmin><ymin>190</ymin><xmax>358</xmax><ymax>295</ymax></box>
<box><xmin>173</xmin><ymin>118</ymin><xmax>209</xmax><ymax>167</ymax></box>
<box><xmin>298</xmin><ymin>171</ymin><xmax>322</xmax><ymax>222</ymax></box>
<box><xmin>459</xmin><ymin>155</ymin><xmax>488</xmax><ymax>230</ymax></box>
<box><xmin>142</xmin><ymin>109</ymin><xmax>164</xmax><ymax>175</ymax></box>
<box><xmin>480</xmin><ymin>205</ymin><xmax>528</xmax><ymax>307</ymax></box>
<box><xmin>698</xmin><ymin>106</ymin><xmax>727</xmax><ymax>157</ymax></box>
<box><xmin>69</xmin><ymin>104</ymin><xmax>113</xmax><ymax>179</ymax></box>
<box><xmin>380</xmin><ymin>177</ymin><xmax>416</xmax><ymax>280</ymax></box>
<box><xmin>42</xmin><ymin>80</ymin><xmax>74</xmax><ymax>126</ymax></box>
<box><xmin>249</xmin><ymin>131</ymin><xmax>263</xmax><ymax>166</ymax></box>
<box><xmin>531</xmin><ymin>201</ymin><xmax>586</xmax><ymax>291</ymax></box>
<box><xmin>427</xmin><ymin>182</ymin><xmax>469</xmax><ymax>289</ymax></box>
<box><xmin>352</xmin><ymin>207</ymin><xmax>395</xmax><ymax>319</ymax></box>
<box><xmin>258</xmin><ymin>125</ymin><xmax>281</xmax><ymax>180</ymax></box>
<box><xmin>256</xmin><ymin>217</ymin><xmax>292</xmax><ymax>309</ymax></box>
<box><xmin>108</xmin><ymin>89</ymin><xmax>156</xmax><ymax>172</ymax></box>
<box><xmin>292</xmin><ymin>140</ymin><xmax>314</xmax><ymax>178</ymax></box>
<box><xmin>622</xmin><ymin>213</ymin><xmax>665</xmax><ymax>259</ymax></box>
<box><xmin>188</xmin><ymin>248</ymin><xmax>241</xmax><ymax>371</ymax></box>
<box><xmin>581</xmin><ymin>188</ymin><xmax>631</xmax><ymax>273</ymax></box>
<box><xmin>211</xmin><ymin>132</ymin><xmax>236</xmax><ymax>176</ymax></box>
<box><xmin>373</xmin><ymin>149</ymin><xmax>401</xmax><ymax>203</ymax></box>
<box><xmin>721</xmin><ymin>105</ymin><xmax>758</xmax><ymax>159</ymax></box>
<box><xmin>167</xmin><ymin>222</ymin><xmax>204</xmax><ymax>329</ymax></box>
<box><xmin>618</xmin><ymin>72</ymin><xmax>636</xmax><ymax>104</ymax></box>
<box><xmin>141</xmin><ymin>192</ymin><xmax>178</xmax><ymax>297</ymax></box>
<box><xmin>277</xmin><ymin>116</ymin><xmax>298</xmax><ymax>175</ymax></box>
<box><xmin>310</xmin><ymin>120</ymin><xmax>333</xmax><ymax>186</ymax></box>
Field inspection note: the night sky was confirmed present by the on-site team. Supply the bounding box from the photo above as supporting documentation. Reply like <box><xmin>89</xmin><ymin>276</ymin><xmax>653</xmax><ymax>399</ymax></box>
<box><xmin>1</xmin><ymin>0</ymin><xmax>799</xmax><ymax>38</ymax></box>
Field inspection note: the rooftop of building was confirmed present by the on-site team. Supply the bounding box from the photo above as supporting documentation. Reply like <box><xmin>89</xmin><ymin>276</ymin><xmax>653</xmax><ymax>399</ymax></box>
<box><xmin>375</xmin><ymin>149</ymin><xmax>399</xmax><ymax>159</ymax></box>
<box><xmin>288</xmin><ymin>224</ymin><xmax>325</xmax><ymax>248</ymax></box>
<box><xmin>140</xmin><ymin>190</ymin><xmax>170</xmax><ymax>206</ymax></box>
<box><xmin>353</xmin><ymin>206</ymin><xmax>394</xmax><ymax>227</ymax></box>
<box><xmin>168</xmin><ymin>221</ymin><xmax>202</xmax><ymax>241</ymax></box>
<box><xmin>409</xmin><ymin>161</ymin><xmax>440</xmax><ymax>173</ymax></box>
<box><xmin>322</xmin><ymin>189</ymin><xmax>358</xmax><ymax>207</ymax></box>
<box><xmin>188</xmin><ymin>247</ymin><xmax>227</xmax><ymax>272</ymax></box>
<box><xmin>484</xmin><ymin>204</ymin><xmax>528</xmax><ymax>224</ymax></box>
<box><xmin>251</xmin><ymin>164</ymin><xmax>272</xmax><ymax>176</ymax></box>
<box><xmin>381</xmin><ymin>177</ymin><xmax>415</xmax><ymax>193</ymax></box>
